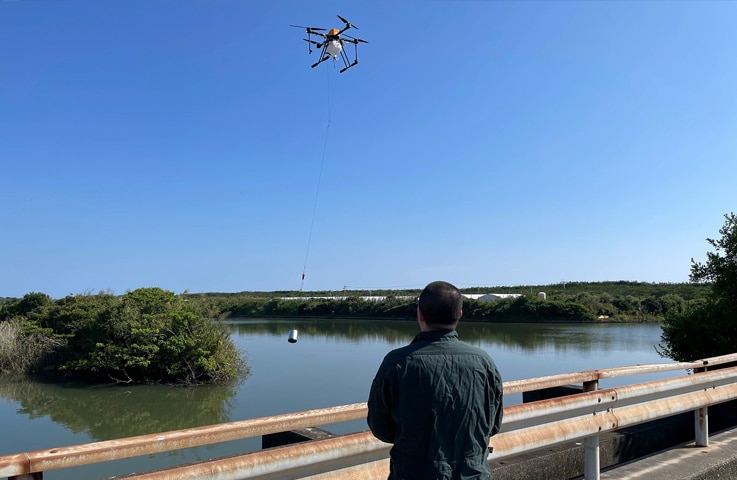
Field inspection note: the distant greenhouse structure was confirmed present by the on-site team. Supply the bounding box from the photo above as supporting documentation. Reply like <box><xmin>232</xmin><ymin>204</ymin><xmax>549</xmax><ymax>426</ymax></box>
<box><xmin>462</xmin><ymin>293</ymin><xmax>522</xmax><ymax>303</ymax></box>
<box><xmin>279</xmin><ymin>293</ymin><xmax>523</xmax><ymax>303</ymax></box>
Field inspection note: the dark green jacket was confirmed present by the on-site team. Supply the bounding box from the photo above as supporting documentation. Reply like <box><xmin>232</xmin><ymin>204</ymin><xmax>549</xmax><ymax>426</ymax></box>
<box><xmin>367</xmin><ymin>330</ymin><xmax>503</xmax><ymax>480</ymax></box>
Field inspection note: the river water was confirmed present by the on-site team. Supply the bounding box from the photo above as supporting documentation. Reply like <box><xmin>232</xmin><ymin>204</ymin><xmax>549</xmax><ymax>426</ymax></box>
<box><xmin>0</xmin><ymin>319</ymin><xmax>672</xmax><ymax>479</ymax></box>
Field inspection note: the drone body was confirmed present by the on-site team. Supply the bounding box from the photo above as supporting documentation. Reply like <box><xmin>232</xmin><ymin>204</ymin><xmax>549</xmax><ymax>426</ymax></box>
<box><xmin>324</xmin><ymin>36</ymin><xmax>343</xmax><ymax>59</ymax></box>
<box><xmin>291</xmin><ymin>15</ymin><xmax>368</xmax><ymax>73</ymax></box>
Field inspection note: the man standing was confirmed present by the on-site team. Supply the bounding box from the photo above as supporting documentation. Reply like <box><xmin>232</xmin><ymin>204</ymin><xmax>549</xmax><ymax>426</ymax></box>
<box><xmin>367</xmin><ymin>281</ymin><xmax>503</xmax><ymax>480</ymax></box>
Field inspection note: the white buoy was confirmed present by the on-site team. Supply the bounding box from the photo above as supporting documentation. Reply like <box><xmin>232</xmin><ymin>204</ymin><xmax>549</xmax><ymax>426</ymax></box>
<box><xmin>288</xmin><ymin>329</ymin><xmax>298</xmax><ymax>343</ymax></box>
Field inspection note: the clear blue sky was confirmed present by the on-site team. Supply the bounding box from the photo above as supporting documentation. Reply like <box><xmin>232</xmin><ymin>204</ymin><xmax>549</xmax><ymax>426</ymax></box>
<box><xmin>2</xmin><ymin>1</ymin><xmax>736</xmax><ymax>298</ymax></box>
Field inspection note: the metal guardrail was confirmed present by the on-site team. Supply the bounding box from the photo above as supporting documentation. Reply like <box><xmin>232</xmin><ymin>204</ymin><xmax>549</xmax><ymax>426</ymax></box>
<box><xmin>2</xmin><ymin>353</ymin><xmax>737</xmax><ymax>480</ymax></box>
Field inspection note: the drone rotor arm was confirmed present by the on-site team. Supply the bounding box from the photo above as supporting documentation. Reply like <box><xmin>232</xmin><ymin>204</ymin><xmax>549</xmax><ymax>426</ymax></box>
<box><xmin>342</xmin><ymin>34</ymin><xmax>367</xmax><ymax>43</ymax></box>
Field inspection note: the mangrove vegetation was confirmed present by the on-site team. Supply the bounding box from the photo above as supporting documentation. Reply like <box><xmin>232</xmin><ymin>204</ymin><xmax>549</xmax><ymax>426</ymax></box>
<box><xmin>0</xmin><ymin>287</ymin><xmax>247</xmax><ymax>385</ymax></box>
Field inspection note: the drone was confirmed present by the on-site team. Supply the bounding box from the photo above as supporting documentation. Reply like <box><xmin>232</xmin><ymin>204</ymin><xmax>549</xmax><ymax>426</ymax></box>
<box><xmin>291</xmin><ymin>15</ymin><xmax>368</xmax><ymax>73</ymax></box>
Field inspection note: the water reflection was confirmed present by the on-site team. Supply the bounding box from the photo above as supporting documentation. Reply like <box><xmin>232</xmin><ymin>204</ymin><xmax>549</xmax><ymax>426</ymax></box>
<box><xmin>227</xmin><ymin>318</ymin><xmax>663</xmax><ymax>356</ymax></box>
<box><xmin>458</xmin><ymin>322</ymin><xmax>662</xmax><ymax>355</ymax></box>
<box><xmin>225</xmin><ymin>318</ymin><xmax>419</xmax><ymax>345</ymax></box>
<box><xmin>0</xmin><ymin>377</ymin><xmax>240</xmax><ymax>441</ymax></box>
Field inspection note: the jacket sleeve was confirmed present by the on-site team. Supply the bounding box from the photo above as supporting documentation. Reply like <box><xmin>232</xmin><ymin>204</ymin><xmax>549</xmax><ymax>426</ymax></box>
<box><xmin>489</xmin><ymin>362</ymin><xmax>504</xmax><ymax>437</ymax></box>
<box><xmin>367</xmin><ymin>359</ymin><xmax>396</xmax><ymax>444</ymax></box>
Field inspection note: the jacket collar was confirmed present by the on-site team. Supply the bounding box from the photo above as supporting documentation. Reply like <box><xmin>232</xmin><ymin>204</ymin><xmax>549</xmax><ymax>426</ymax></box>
<box><xmin>413</xmin><ymin>329</ymin><xmax>458</xmax><ymax>343</ymax></box>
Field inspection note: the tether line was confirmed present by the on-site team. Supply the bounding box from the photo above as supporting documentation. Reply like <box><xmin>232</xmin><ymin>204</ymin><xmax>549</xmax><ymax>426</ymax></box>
<box><xmin>301</xmin><ymin>65</ymin><xmax>338</xmax><ymax>290</ymax></box>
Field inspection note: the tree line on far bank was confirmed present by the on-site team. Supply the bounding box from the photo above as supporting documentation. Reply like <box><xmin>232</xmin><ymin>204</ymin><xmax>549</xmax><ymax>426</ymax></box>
<box><xmin>182</xmin><ymin>280</ymin><xmax>709</xmax><ymax>323</ymax></box>
<box><xmin>0</xmin><ymin>281</ymin><xmax>711</xmax><ymax>325</ymax></box>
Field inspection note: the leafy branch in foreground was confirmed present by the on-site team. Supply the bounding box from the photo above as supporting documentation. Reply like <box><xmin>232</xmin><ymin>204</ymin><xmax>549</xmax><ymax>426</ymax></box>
<box><xmin>659</xmin><ymin>212</ymin><xmax>737</xmax><ymax>361</ymax></box>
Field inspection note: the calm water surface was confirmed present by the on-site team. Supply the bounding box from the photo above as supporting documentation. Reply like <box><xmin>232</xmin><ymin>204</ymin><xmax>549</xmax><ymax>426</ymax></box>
<box><xmin>0</xmin><ymin>319</ymin><xmax>672</xmax><ymax>479</ymax></box>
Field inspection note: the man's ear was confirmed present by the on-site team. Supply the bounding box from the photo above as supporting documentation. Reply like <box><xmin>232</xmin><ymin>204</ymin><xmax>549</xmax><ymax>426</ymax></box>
<box><xmin>418</xmin><ymin>308</ymin><xmax>429</xmax><ymax>331</ymax></box>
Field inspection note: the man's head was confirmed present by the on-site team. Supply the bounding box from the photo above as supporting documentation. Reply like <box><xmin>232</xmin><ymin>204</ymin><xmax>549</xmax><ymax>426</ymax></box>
<box><xmin>417</xmin><ymin>281</ymin><xmax>463</xmax><ymax>331</ymax></box>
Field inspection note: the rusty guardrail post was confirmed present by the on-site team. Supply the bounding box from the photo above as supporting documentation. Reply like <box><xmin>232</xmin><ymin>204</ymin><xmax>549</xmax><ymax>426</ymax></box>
<box><xmin>583</xmin><ymin>378</ymin><xmax>600</xmax><ymax>480</ymax></box>
<box><xmin>695</xmin><ymin>366</ymin><xmax>709</xmax><ymax>447</ymax></box>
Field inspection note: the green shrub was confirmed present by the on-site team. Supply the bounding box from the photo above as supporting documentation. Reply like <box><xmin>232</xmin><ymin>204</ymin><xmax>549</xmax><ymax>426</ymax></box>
<box><xmin>58</xmin><ymin>288</ymin><xmax>247</xmax><ymax>385</ymax></box>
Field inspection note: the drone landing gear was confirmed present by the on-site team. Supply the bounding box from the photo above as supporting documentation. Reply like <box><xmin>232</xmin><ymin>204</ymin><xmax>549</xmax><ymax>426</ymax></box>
<box><xmin>336</xmin><ymin>47</ymin><xmax>358</xmax><ymax>74</ymax></box>
<box><xmin>311</xmin><ymin>55</ymin><xmax>331</xmax><ymax>69</ymax></box>
<box><xmin>339</xmin><ymin>61</ymin><xmax>358</xmax><ymax>73</ymax></box>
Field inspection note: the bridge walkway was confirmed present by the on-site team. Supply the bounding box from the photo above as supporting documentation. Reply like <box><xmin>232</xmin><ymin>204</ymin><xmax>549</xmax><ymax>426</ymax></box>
<box><xmin>595</xmin><ymin>426</ymin><xmax>737</xmax><ymax>480</ymax></box>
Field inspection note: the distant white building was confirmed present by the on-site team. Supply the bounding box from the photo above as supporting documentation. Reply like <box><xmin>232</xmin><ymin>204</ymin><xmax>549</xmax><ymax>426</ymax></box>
<box><xmin>279</xmin><ymin>295</ymin><xmax>414</xmax><ymax>302</ymax></box>
<box><xmin>463</xmin><ymin>293</ymin><xmax>522</xmax><ymax>303</ymax></box>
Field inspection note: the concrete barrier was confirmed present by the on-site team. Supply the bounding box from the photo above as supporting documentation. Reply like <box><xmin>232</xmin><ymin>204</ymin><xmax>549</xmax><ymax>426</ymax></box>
<box><xmin>491</xmin><ymin>389</ymin><xmax>737</xmax><ymax>479</ymax></box>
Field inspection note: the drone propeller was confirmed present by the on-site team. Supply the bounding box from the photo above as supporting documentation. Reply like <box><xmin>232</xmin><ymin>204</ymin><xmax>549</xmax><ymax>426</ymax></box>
<box><xmin>303</xmin><ymin>38</ymin><xmax>323</xmax><ymax>47</ymax></box>
<box><xmin>290</xmin><ymin>25</ymin><xmax>327</xmax><ymax>31</ymax></box>
<box><xmin>337</xmin><ymin>15</ymin><xmax>358</xmax><ymax>30</ymax></box>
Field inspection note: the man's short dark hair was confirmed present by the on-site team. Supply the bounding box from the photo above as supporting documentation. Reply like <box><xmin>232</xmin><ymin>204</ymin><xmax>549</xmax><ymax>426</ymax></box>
<box><xmin>418</xmin><ymin>281</ymin><xmax>463</xmax><ymax>327</ymax></box>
